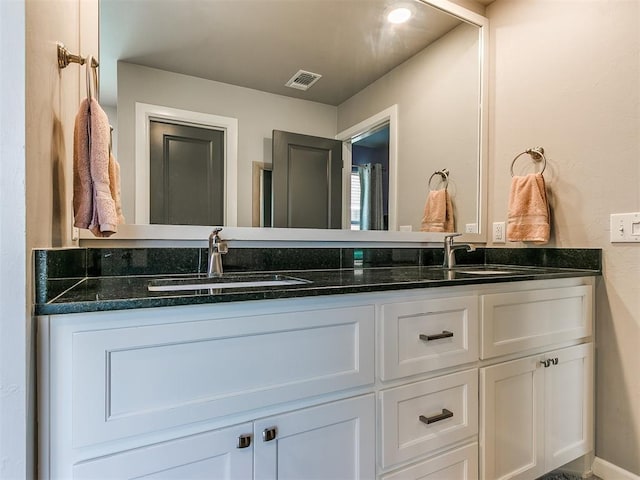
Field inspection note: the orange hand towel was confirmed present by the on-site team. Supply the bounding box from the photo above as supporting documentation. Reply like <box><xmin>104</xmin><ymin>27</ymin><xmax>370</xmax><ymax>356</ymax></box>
<box><xmin>507</xmin><ymin>173</ymin><xmax>550</xmax><ymax>243</ymax></box>
<box><xmin>420</xmin><ymin>189</ymin><xmax>455</xmax><ymax>232</ymax></box>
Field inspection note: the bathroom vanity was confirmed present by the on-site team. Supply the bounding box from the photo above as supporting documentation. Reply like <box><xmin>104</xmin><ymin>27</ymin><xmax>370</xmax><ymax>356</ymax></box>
<box><xmin>35</xmin><ymin>248</ymin><xmax>599</xmax><ymax>480</ymax></box>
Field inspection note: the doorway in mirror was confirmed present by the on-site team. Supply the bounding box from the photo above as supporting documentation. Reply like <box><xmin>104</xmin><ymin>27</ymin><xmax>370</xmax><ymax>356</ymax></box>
<box><xmin>350</xmin><ymin>124</ymin><xmax>390</xmax><ymax>231</ymax></box>
<box><xmin>149</xmin><ymin>120</ymin><xmax>224</xmax><ymax>225</ymax></box>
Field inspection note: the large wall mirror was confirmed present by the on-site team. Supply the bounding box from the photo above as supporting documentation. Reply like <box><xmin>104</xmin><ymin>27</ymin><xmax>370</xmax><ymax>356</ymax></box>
<box><xmin>96</xmin><ymin>0</ymin><xmax>488</xmax><ymax>242</ymax></box>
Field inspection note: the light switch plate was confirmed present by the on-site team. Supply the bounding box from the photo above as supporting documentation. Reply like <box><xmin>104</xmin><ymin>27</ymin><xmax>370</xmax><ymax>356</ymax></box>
<box><xmin>610</xmin><ymin>212</ymin><xmax>640</xmax><ymax>243</ymax></box>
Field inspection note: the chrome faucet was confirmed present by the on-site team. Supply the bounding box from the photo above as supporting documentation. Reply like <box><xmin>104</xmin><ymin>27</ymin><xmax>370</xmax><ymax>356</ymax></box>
<box><xmin>443</xmin><ymin>233</ymin><xmax>476</xmax><ymax>269</ymax></box>
<box><xmin>208</xmin><ymin>228</ymin><xmax>228</xmax><ymax>277</ymax></box>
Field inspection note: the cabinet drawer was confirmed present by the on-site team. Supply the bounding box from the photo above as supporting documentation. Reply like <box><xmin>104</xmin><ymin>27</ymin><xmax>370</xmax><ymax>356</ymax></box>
<box><xmin>480</xmin><ymin>285</ymin><xmax>592</xmax><ymax>359</ymax></box>
<box><xmin>380</xmin><ymin>369</ymin><xmax>478</xmax><ymax>468</ymax></box>
<box><xmin>380</xmin><ymin>443</ymin><xmax>478</xmax><ymax>480</ymax></box>
<box><xmin>72</xmin><ymin>305</ymin><xmax>374</xmax><ymax>447</ymax></box>
<box><xmin>380</xmin><ymin>296</ymin><xmax>478</xmax><ymax>380</ymax></box>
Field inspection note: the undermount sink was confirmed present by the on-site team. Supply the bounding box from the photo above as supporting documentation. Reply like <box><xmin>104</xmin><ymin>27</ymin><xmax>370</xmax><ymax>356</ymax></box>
<box><xmin>148</xmin><ymin>274</ymin><xmax>311</xmax><ymax>292</ymax></box>
<box><xmin>454</xmin><ymin>267</ymin><xmax>523</xmax><ymax>275</ymax></box>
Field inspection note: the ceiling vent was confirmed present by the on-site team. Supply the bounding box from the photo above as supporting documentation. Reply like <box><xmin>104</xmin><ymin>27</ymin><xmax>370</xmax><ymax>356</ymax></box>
<box><xmin>285</xmin><ymin>70</ymin><xmax>322</xmax><ymax>91</ymax></box>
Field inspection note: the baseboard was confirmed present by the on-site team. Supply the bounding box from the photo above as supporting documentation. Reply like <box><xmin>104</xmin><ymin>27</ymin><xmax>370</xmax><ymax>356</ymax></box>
<box><xmin>592</xmin><ymin>457</ymin><xmax>640</xmax><ymax>480</ymax></box>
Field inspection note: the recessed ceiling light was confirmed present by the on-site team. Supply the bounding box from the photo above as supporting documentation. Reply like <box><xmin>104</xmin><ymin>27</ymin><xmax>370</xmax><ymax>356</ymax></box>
<box><xmin>387</xmin><ymin>7</ymin><xmax>412</xmax><ymax>24</ymax></box>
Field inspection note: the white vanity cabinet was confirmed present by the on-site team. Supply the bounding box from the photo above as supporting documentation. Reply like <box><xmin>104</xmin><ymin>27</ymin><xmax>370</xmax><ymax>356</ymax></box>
<box><xmin>38</xmin><ymin>276</ymin><xmax>595</xmax><ymax>480</ymax></box>
<box><xmin>479</xmin><ymin>284</ymin><xmax>594</xmax><ymax>480</ymax></box>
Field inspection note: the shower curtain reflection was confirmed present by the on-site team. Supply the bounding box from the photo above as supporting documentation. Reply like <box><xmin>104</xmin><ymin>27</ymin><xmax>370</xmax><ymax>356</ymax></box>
<box><xmin>358</xmin><ymin>163</ymin><xmax>385</xmax><ymax>230</ymax></box>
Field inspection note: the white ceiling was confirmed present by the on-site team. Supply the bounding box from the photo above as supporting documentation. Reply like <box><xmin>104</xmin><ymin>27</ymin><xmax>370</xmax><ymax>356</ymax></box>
<box><xmin>99</xmin><ymin>0</ymin><xmax>468</xmax><ymax>107</ymax></box>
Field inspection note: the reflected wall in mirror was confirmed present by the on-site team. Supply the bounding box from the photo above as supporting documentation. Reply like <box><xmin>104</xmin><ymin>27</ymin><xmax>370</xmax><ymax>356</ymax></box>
<box><xmin>100</xmin><ymin>0</ymin><xmax>487</xmax><ymax>237</ymax></box>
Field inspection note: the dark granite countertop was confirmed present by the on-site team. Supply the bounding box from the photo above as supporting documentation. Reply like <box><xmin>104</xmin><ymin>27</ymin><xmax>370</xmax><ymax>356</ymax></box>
<box><xmin>35</xmin><ymin>264</ymin><xmax>600</xmax><ymax>315</ymax></box>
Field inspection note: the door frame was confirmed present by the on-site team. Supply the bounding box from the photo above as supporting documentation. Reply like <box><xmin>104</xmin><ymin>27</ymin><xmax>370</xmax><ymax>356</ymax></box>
<box><xmin>135</xmin><ymin>102</ymin><xmax>238</xmax><ymax>226</ymax></box>
<box><xmin>336</xmin><ymin>105</ymin><xmax>398</xmax><ymax>230</ymax></box>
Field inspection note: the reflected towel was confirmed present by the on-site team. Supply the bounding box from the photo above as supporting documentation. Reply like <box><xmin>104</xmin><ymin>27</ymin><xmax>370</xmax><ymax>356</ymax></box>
<box><xmin>507</xmin><ymin>173</ymin><xmax>550</xmax><ymax>243</ymax></box>
<box><xmin>420</xmin><ymin>189</ymin><xmax>454</xmax><ymax>232</ymax></box>
<box><xmin>73</xmin><ymin>98</ymin><xmax>122</xmax><ymax>237</ymax></box>
<box><xmin>108</xmin><ymin>152</ymin><xmax>125</xmax><ymax>225</ymax></box>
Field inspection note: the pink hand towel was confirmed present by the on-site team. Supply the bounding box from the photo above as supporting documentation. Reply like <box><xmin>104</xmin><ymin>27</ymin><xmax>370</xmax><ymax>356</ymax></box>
<box><xmin>507</xmin><ymin>173</ymin><xmax>550</xmax><ymax>243</ymax></box>
<box><xmin>73</xmin><ymin>98</ymin><xmax>122</xmax><ymax>237</ymax></box>
<box><xmin>420</xmin><ymin>189</ymin><xmax>455</xmax><ymax>233</ymax></box>
<box><xmin>73</xmin><ymin>99</ymin><xmax>92</xmax><ymax>229</ymax></box>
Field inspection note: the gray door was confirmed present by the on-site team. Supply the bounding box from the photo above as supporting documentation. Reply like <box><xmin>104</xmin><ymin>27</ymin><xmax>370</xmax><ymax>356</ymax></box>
<box><xmin>272</xmin><ymin>130</ymin><xmax>342</xmax><ymax>229</ymax></box>
<box><xmin>150</xmin><ymin>120</ymin><xmax>224</xmax><ymax>225</ymax></box>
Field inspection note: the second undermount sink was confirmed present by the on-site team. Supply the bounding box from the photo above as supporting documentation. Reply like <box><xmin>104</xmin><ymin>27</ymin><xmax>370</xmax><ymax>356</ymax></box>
<box><xmin>148</xmin><ymin>274</ymin><xmax>312</xmax><ymax>292</ymax></box>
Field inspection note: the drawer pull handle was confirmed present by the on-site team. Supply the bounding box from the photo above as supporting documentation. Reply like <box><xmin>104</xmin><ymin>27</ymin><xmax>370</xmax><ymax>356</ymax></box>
<box><xmin>237</xmin><ymin>434</ymin><xmax>252</xmax><ymax>449</ymax></box>
<box><xmin>419</xmin><ymin>331</ymin><xmax>454</xmax><ymax>341</ymax></box>
<box><xmin>262</xmin><ymin>427</ymin><xmax>277</xmax><ymax>442</ymax></box>
<box><xmin>419</xmin><ymin>408</ymin><xmax>454</xmax><ymax>425</ymax></box>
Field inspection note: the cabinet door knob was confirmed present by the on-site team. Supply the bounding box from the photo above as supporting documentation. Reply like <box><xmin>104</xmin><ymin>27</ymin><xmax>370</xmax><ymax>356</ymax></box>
<box><xmin>262</xmin><ymin>427</ymin><xmax>277</xmax><ymax>442</ymax></box>
<box><xmin>419</xmin><ymin>408</ymin><xmax>454</xmax><ymax>425</ymax></box>
<box><xmin>419</xmin><ymin>330</ymin><xmax>454</xmax><ymax>342</ymax></box>
<box><xmin>540</xmin><ymin>359</ymin><xmax>551</xmax><ymax>368</ymax></box>
<box><xmin>237</xmin><ymin>434</ymin><xmax>252</xmax><ymax>449</ymax></box>
<box><xmin>552</xmin><ymin>357</ymin><xmax>559</xmax><ymax>365</ymax></box>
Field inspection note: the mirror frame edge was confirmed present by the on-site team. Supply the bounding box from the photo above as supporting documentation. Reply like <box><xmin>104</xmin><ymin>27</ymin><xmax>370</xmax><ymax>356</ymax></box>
<box><xmin>82</xmin><ymin>0</ymin><xmax>489</xmax><ymax>246</ymax></box>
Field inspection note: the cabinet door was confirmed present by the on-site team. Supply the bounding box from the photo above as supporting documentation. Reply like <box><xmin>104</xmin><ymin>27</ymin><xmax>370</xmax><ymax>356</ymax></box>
<box><xmin>253</xmin><ymin>394</ymin><xmax>375</xmax><ymax>480</ymax></box>
<box><xmin>72</xmin><ymin>423</ymin><xmax>253</xmax><ymax>479</ymax></box>
<box><xmin>480</xmin><ymin>356</ymin><xmax>545</xmax><ymax>480</ymax></box>
<box><xmin>544</xmin><ymin>343</ymin><xmax>593</xmax><ymax>472</ymax></box>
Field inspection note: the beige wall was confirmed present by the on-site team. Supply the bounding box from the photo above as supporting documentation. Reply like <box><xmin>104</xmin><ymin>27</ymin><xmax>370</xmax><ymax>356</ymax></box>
<box><xmin>117</xmin><ymin>63</ymin><xmax>338</xmax><ymax>226</ymax></box>
<box><xmin>338</xmin><ymin>23</ymin><xmax>481</xmax><ymax>232</ymax></box>
<box><xmin>26</xmin><ymin>0</ymin><xmax>85</xmax><ymax>249</ymax></box>
<box><xmin>487</xmin><ymin>0</ymin><xmax>640</xmax><ymax>474</ymax></box>
<box><xmin>21</xmin><ymin>0</ymin><xmax>98</xmax><ymax>476</ymax></box>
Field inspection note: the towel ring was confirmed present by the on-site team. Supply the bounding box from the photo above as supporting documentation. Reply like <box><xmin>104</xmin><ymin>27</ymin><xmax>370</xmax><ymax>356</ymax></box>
<box><xmin>428</xmin><ymin>169</ymin><xmax>449</xmax><ymax>191</ymax></box>
<box><xmin>510</xmin><ymin>147</ymin><xmax>547</xmax><ymax>177</ymax></box>
<box><xmin>84</xmin><ymin>55</ymin><xmax>99</xmax><ymax>101</ymax></box>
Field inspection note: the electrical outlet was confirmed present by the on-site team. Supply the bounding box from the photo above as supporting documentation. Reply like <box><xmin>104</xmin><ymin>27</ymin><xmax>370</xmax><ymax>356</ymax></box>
<box><xmin>492</xmin><ymin>221</ymin><xmax>506</xmax><ymax>243</ymax></box>
<box><xmin>72</xmin><ymin>227</ymin><xmax>80</xmax><ymax>241</ymax></box>
<box><xmin>465</xmin><ymin>223</ymin><xmax>478</xmax><ymax>234</ymax></box>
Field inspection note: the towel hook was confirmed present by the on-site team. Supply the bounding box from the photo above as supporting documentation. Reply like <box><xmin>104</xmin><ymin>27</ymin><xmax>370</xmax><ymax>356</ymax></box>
<box><xmin>428</xmin><ymin>168</ymin><xmax>449</xmax><ymax>191</ymax></box>
<box><xmin>510</xmin><ymin>147</ymin><xmax>547</xmax><ymax>177</ymax></box>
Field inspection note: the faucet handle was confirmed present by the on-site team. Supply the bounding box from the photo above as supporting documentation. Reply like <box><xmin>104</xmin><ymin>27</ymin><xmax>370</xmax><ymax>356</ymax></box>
<box><xmin>217</xmin><ymin>241</ymin><xmax>228</xmax><ymax>254</ymax></box>
<box><xmin>444</xmin><ymin>233</ymin><xmax>463</xmax><ymax>244</ymax></box>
